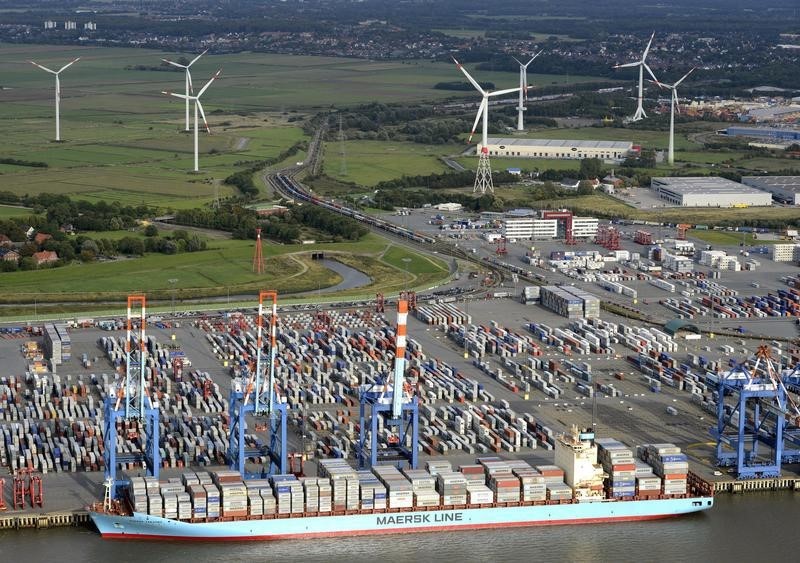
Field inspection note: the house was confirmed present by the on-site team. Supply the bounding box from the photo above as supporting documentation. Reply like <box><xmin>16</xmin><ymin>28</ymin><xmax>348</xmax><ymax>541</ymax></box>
<box><xmin>0</xmin><ymin>248</ymin><xmax>19</xmax><ymax>262</ymax></box>
<box><xmin>506</xmin><ymin>167</ymin><xmax>522</xmax><ymax>176</ymax></box>
<box><xmin>34</xmin><ymin>232</ymin><xmax>52</xmax><ymax>245</ymax></box>
<box><xmin>0</xmin><ymin>233</ymin><xmax>12</xmax><ymax>247</ymax></box>
<box><xmin>32</xmin><ymin>250</ymin><xmax>58</xmax><ymax>265</ymax></box>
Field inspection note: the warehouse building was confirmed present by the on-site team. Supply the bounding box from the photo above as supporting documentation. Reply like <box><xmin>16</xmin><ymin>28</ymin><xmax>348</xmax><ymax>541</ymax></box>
<box><xmin>722</xmin><ymin>126</ymin><xmax>800</xmax><ymax>143</ymax></box>
<box><xmin>650</xmin><ymin>177</ymin><xmax>773</xmax><ymax>207</ymax></box>
<box><xmin>478</xmin><ymin>138</ymin><xmax>633</xmax><ymax>162</ymax></box>
<box><xmin>741</xmin><ymin>176</ymin><xmax>800</xmax><ymax>205</ymax></box>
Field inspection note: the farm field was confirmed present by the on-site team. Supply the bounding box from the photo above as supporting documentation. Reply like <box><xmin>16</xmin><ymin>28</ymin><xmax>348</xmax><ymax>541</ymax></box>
<box><xmin>323</xmin><ymin>140</ymin><xmax>463</xmax><ymax>186</ymax></box>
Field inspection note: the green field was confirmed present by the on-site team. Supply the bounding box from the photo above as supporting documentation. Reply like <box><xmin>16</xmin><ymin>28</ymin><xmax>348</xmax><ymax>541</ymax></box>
<box><xmin>0</xmin><ymin>205</ymin><xmax>35</xmax><ymax>219</ymax></box>
<box><xmin>0</xmin><ymin>233</ymin><xmax>450</xmax><ymax>305</ymax></box>
<box><xmin>687</xmin><ymin>229</ymin><xmax>778</xmax><ymax>246</ymax></box>
<box><xmin>324</xmin><ymin>140</ymin><xmax>463</xmax><ymax>186</ymax></box>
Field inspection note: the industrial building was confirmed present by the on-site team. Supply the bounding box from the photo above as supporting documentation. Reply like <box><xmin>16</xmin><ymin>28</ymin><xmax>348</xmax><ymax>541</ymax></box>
<box><xmin>478</xmin><ymin>138</ymin><xmax>633</xmax><ymax>162</ymax></box>
<box><xmin>722</xmin><ymin>126</ymin><xmax>800</xmax><ymax>143</ymax></box>
<box><xmin>571</xmin><ymin>217</ymin><xmax>599</xmax><ymax>239</ymax></box>
<box><xmin>502</xmin><ymin>216</ymin><xmax>597</xmax><ymax>240</ymax></box>
<box><xmin>741</xmin><ymin>176</ymin><xmax>800</xmax><ymax>205</ymax></box>
<box><xmin>650</xmin><ymin>177</ymin><xmax>773</xmax><ymax>208</ymax></box>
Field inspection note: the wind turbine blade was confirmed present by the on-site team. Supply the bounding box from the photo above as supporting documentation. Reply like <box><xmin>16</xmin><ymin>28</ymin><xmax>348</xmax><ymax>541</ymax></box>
<box><xmin>162</xmin><ymin>58</ymin><xmax>187</xmax><ymax>69</ymax></box>
<box><xmin>197</xmin><ymin>100</ymin><xmax>210</xmax><ymax>133</ymax></box>
<box><xmin>526</xmin><ymin>50</ymin><xmax>544</xmax><ymax>67</ymax></box>
<box><xmin>197</xmin><ymin>69</ymin><xmax>221</xmax><ymax>97</ymax></box>
<box><xmin>57</xmin><ymin>57</ymin><xmax>80</xmax><ymax>73</ymax></box>
<box><xmin>187</xmin><ymin>69</ymin><xmax>194</xmax><ymax>94</ymax></box>
<box><xmin>614</xmin><ymin>61</ymin><xmax>641</xmax><ymax>69</ymax></box>
<box><xmin>674</xmin><ymin>67</ymin><xmax>696</xmax><ymax>87</ymax></box>
<box><xmin>643</xmin><ymin>62</ymin><xmax>659</xmax><ymax>84</ymax></box>
<box><xmin>30</xmin><ymin>61</ymin><xmax>57</xmax><ymax>74</ymax></box>
<box><xmin>673</xmin><ymin>90</ymin><xmax>681</xmax><ymax>114</ymax></box>
<box><xmin>453</xmin><ymin>58</ymin><xmax>486</xmax><ymax>96</ymax></box>
<box><xmin>163</xmin><ymin>91</ymin><xmax>190</xmax><ymax>99</ymax></box>
<box><xmin>488</xmin><ymin>87</ymin><xmax>521</xmax><ymax>97</ymax></box>
<box><xmin>188</xmin><ymin>49</ymin><xmax>208</xmax><ymax>67</ymax></box>
<box><xmin>642</xmin><ymin>31</ymin><xmax>655</xmax><ymax>61</ymax></box>
<box><xmin>512</xmin><ymin>56</ymin><xmax>523</xmax><ymax>67</ymax></box>
<box><xmin>468</xmin><ymin>99</ymin><xmax>485</xmax><ymax>144</ymax></box>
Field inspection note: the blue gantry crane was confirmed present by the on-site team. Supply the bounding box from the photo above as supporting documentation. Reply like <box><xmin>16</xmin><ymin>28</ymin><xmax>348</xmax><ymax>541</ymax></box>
<box><xmin>357</xmin><ymin>298</ymin><xmax>419</xmax><ymax>470</ymax></box>
<box><xmin>711</xmin><ymin>345</ymin><xmax>800</xmax><ymax>479</ymax></box>
<box><xmin>227</xmin><ymin>290</ymin><xmax>288</xmax><ymax>478</ymax></box>
<box><xmin>103</xmin><ymin>295</ymin><xmax>160</xmax><ymax>499</ymax></box>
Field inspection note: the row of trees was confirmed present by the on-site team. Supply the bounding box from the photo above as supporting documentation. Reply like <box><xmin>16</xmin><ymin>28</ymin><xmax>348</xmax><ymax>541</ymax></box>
<box><xmin>0</xmin><ymin>229</ymin><xmax>207</xmax><ymax>273</ymax></box>
<box><xmin>224</xmin><ymin>140</ymin><xmax>307</xmax><ymax>198</ymax></box>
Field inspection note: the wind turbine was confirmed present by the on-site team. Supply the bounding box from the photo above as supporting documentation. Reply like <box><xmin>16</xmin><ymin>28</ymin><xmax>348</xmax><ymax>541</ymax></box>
<box><xmin>651</xmin><ymin>68</ymin><xmax>695</xmax><ymax>165</ymax></box>
<box><xmin>162</xmin><ymin>69</ymin><xmax>221</xmax><ymax>172</ymax></box>
<box><xmin>29</xmin><ymin>58</ymin><xmax>80</xmax><ymax>141</ymax></box>
<box><xmin>513</xmin><ymin>50</ymin><xmax>543</xmax><ymax>131</ymax></box>
<box><xmin>453</xmin><ymin>58</ymin><xmax>521</xmax><ymax>194</ymax></box>
<box><xmin>161</xmin><ymin>50</ymin><xmax>208</xmax><ymax>131</ymax></box>
<box><xmin>613</xmin><ymin>32</ymin><xmax>657</xmax><ymax>122</ymax></box>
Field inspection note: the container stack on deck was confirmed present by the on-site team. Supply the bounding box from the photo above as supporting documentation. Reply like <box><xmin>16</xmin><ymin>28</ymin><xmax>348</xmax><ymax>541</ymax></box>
<box><xmin>638</xmin><ymin>444</ymin><xmax>689</xmax><ymax>496</ymax></box>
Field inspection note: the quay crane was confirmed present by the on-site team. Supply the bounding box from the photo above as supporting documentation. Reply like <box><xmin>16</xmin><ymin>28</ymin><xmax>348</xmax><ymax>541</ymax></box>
<box><xmin>103</xmin><ymin>295</ymin><xmax>160</xmax><ymax>499</ymax></box>
<box><xmin>711</xmin><ymin>345</ymin><xmax>800</xmax><ymax>479</ymax></box>
<box><xmin>357</xmin><ymin>299</ymin><xmax>419</xmax><ymax>469</ymax></box>
<box><xmin>227</xmin><ymin>291</ymin><xmax>288</xmax><ymax>478</ymax></box>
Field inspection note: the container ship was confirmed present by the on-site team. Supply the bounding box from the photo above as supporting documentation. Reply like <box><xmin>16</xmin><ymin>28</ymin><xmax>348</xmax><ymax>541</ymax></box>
<box><xmin>89</xmin><ymin>428</ymin><xmax>714</xmax><ymax>540</ymax></box>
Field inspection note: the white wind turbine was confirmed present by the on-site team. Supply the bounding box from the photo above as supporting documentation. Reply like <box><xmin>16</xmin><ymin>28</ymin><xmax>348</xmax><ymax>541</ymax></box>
<box><xmin>613</xmin><ymin>32</ymin><xmax>657</xmax><ymax>122</ymax></box>
<box><xmin>29</xmin><ymin>57</ymin><xmax>81</xmax><ymax>141</ymax></box>
<box><xmin>651</xmin><ymin>68</ymin><xmax>695</xmax><ymax>165</ymax></box>
<box><xmin>161</xmin><ymin>50</ymin><xmax>208</xmax><ymax>131</ymax></box>
<box><xmin>453</xmin><ymin>58</ymin><xmax>521</xmax><ymax>194</ymax></box>
<box><xmin>513</xmin><ymin>50</ymin><xmax>543</xmax><ymax>131</ymax></box>
<box><xmin>163</xmin><ymin>70</ymin><xmax>221</xmax><ymax>172</ymax></box>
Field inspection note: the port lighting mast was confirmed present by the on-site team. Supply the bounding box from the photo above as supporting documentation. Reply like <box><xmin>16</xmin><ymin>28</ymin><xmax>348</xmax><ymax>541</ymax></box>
<box><xmin>711</xmin><ymin>346</ymin><xmax>800</xmax><ymax>478</ymax></box>
<box><xmin>357</xmin><ymin>299</ymin><xmax>419</xmax><ymax>469</ymax></box>
<box><xmin>103</xmin><ymin>295</ymin><xmax>160</xmax><ymax>499</ymax></box>
<box><xmin>228</xmin><ymin>290</ymin><xmax>288</xmax><ymax>478</ymax></box>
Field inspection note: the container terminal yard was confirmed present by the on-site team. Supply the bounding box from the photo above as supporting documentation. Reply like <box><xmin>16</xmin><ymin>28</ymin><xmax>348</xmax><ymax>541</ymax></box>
<box><xmin>0</xmin><ymin>168</ymin><xmax>799</xmax><ymax>534</ymax></box>
<box><xmin>1</xmin><ymin>220</ymin><xmax>799</xmax><ymax>533</ymax></box>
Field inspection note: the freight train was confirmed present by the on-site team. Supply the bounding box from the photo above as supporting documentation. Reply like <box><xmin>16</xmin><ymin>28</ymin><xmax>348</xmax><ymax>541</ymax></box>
<box><xmin>272</xmin><ymin>173</ymin><xmax>436</xmax><ymax>245</ymax></box>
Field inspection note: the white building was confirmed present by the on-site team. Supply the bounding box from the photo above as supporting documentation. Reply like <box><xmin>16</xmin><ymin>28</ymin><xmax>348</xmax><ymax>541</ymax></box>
<box><xmin>572</xmin><ymin>217</ymin><xmax>599</xmax><ymax>239</ymax></box>
<box><xmin>44</xmin><ymin>20</ymin><xmax>57</xmax><ymax>29</ymax></box>
<box><xmin>478</xmin><ymin>138</ymin><xmax>633</xmax><ymax>162</ymax></box>
<box><xmin>770</xmin><ymin>243</ymin><xmax>800</xmax><ymax>262</ymax></box>
<box><xmin>64</xmin><ymin>20</ymin><xmax>76</xmax><ymax>30</ymax></box>
<box><xmin>741</xmin><ymin>176</ymin><xmax>800</xmax><ymax>205</ymax></box>
<box><xmin>435</xmin><ymin>202</ymin><xmax>462</xmax><ymax>212</ymax></box>
<box><xmin>651</xmin><ymin>177</ymin><xmax>773</xmax><ymax>207</ymax></box>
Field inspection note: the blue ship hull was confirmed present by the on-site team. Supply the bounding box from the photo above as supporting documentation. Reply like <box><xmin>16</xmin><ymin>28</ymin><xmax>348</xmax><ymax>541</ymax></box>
<box><xmin>90</xmin><ymin>497</ymin><xmax>714</xmax><ymax>541</ymax></box>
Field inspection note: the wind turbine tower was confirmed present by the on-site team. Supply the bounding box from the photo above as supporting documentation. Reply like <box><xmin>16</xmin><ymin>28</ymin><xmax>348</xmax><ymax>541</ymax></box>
<box><xmin>29</xmin><ymin>58</ymin><xmax>80</xmax><ymax>141</ymax></box>
<box><xmin>652</xmin><ymin>68</ymin><xmax>695</xmax><ymax>165</ymax></box>
<box><xmin>453</xmin><ymin>58</ymin><xmax>521</xmax><ymax>194</ymax></box>
<box><xmin>514</xmin><ymin>51</ymin><xmax>542</xmax><ymax>131</ymax></box>
<box><xmin>162</xmin><ymin>50</ymin><xmax>208</xmax><ymax>131</ymax></box>
<box><xmin>613</xmin><ymin>32</ymin><xmax>657</xmax><ymax>122</ymax></box>
<box><xmin>162</xmin><ymin>69</ymin><xmax>221</xmax><ymax>172</ymax></box>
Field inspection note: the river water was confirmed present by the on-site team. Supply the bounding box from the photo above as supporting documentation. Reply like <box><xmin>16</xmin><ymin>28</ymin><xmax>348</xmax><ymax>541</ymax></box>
<box><xmin>1</xmin><ymin>492</ymin><xmax>795</xmax><ymax>562</ymax></box>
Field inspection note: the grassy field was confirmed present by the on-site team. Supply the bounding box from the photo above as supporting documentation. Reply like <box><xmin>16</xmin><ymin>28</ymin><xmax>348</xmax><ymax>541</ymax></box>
<box><xmin>0</xmin><ymin>233</ymin><xmax>450</xmax><ymax>304</ymax></box>
<box><xmin>686</xmin><ymin>229</ymin><xmax>778</xmax><ymax>246</ymax></box>
<box><xmin>0</xmin><ymin>205</ymin><xmax>35</xmax><ymax>219</ymax></box>
<box><xmin>324</xmin><ymin>140</ymin><xmax>463</xmax><ymax>186</ymax></box>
